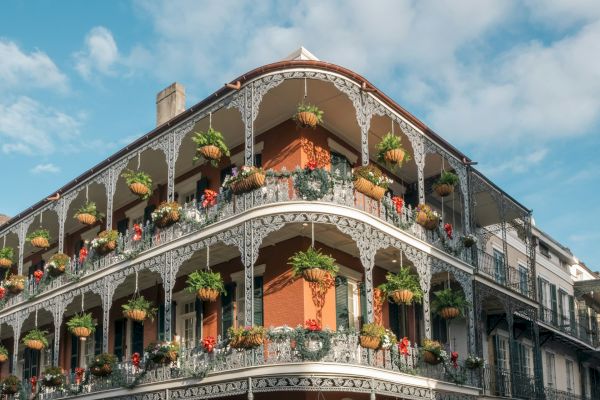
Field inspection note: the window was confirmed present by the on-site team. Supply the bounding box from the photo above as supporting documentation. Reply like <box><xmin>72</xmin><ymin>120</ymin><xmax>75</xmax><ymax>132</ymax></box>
<box><xmin>493</xmin><ymin>335</ymin><xmax>509</xmax><ymax>370</ymax></box>
<box><xmin>114</xmin><ymin>319</ymin><xmax>126</xmax><ymax>361</ymax></box>
<box><xmin>566</xmin><ymin>359</ymin><xmax>574</xmax><ymax>392</ymax></box>
<box><xmin>330</xmin><ymin>152</ymin><xmax>352</xmax><ymax>178</ymax></box>
<box><xmin>514</xmin><ymin>342</ymin><xmax>532</xmax><ymax>377</ymax></box>
<box><xmin>493</xmin><ymin>249</ymin><xmax>506</xmax><ymax>285</ymax></box>
<box><xmin>178</xmin><ymin>300</ymin><xmax>197</xmax><ymax>350</ymax></box>
<box><xmin>230</xmin><ymin>266</ymin><xmax>265</xmax><ymax>328</ymax></box>
<box><xmin>559</xmin><ymin>290</ymin><xmax>568</xmax><ymax>329</ymax></box>
<box><xmin>518</xmin><ymin>265</ymin><xmax>528</xmax><ymax>296</ymax></box>
<box><xmin>335</xmin><ymin>276</ymin><xmax>361</xmax><ymax>331</ymax></box>
<box><xmin>221</xmin><ymin>283</ymin><xmax>235</xmax><ymax>334</ymax></box>
<box><xmin>545</xmin><ymin>352</ymin><xmax>556</xmax><ymax>387</ymax></box>
<box><xmin>539</xmin><ymin>242</ymin><xmax>550</xmax><ymax>258</ymax></box>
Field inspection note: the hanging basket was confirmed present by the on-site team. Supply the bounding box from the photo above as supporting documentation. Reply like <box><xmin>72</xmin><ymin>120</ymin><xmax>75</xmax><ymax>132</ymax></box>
<box><xmin>155</xmin><ymin>211</ymin><xmax>180</xmax><ymax>228</ymax></box>
<box><xmin>2</xmin><ymin>384</ymin><xmax>18</xmax><ymax>394</ymax></box>
<box><xmin>76</xmin><ymin>213</ymin><xmax>97</xmax><ymax>226</ymax></box>
<box><xmin>25</xmin><ymin>339</ymin><xmax>45</xmax><ymax>351</ymax></box>
<box><xmin>197</xmin><ymin>287</ymin><xmax>220</xmax><ymax>302</ymax></box>
<box><xmin>8</xmin><ymin>282</ymin><xmax>24</xmax><ymax>294</ymax></box>
<box><xmin>48</xmin><ymin>264</ymin><xmax>66</xmax><ymax>277</ymax></box>
<box><xmin>434</xmin><ymin>183</ymin><xmax>454</xmax><ymax>197</ymax></box>
<box><xmin>353</xmin><ymin>177</ymin><xmax>385</xmax><ymax>201</ymax></box>
<box><xmin>384</xmin><ymin>149</ymin><xmax>406</xmax><ymax>165</ymax></box>
<box><xmin>42</xmin><ymin>376</ymin><xmax>64</xmax><ymax>387</ymax></box>
<box><xmin>129</xmin><ymin>182</ymin><xmax>150</xmax><ymax>197</ymax></box>
<box><xmin>30</xmin><ymin>236</ymin><xmax>49</xmax><ymax>248</ymax></box>
<box><xmin>231</xmin><ymin>172</ymin><xmax>266</xmax><ymax>194</ymax></box>
<box><xmin>244</xmin><ymin>334</ymin><xmax>264</xmax><ymax>348</ymax></box>
<box><xmin>416</xmin><ymin>211</ymin><xmax>439</xmax><ymax>231</ymax></box>
<box><xmin>72</xmin><ymin>327</ymin><xmax>92</xmax><ymax>338</ymax></box>
<box><xmin>90</xmin><ymin>364</ymin><xmax>113</xmax><ymax>377</ymax></box>
<box><xmin>423</xmin><ymin>350</ymin><xmax>442</xmax><ymax>365</ymax></box>
<box><xmin>166</xmin><ymin>350</ymin><xmax>178</xmax><ymax>362</ymax></box>
<box><xmin>302</xmin><ymin>268</ymin><xmax>327</xmax><ymax>283</ymax></box>
<box><xmin>96</xmin><ymin>241</ymin><xmax>117</xmax><ymax>255</ymax></box>
<box><xmin>390</xmin><ymin>289</ymin><xmax>414</xmax><ymax>304</ymax></box>
<box><xmin>198</xmin><ymin>145</ymin><xmax>222</xmax><ymax>161</ymax></box>
<box><xmin>124</xmin><ymin>309</ymin><xmax>147</xmax><ymax>322</ymax></box>
<box><xmin>296</xmin><ymin>111</ymin><xmax>319</xmax><ymax>128</ymax></box>
<box><xmin>229</xmin><ymin>336</ymin><xmax>245</xmax><ymax>349</ymax></box>
<box><xmin>359</xmin><ymin>335</ymin><xmax>381</xmax><ymax>350</ymax></box>
<box><xmin>439</xmin><ymin>307</ymin><xmax>460</xmax><ymax>320</ymax></box>
<box><xmin>0</xmin><ymin>258</ymin><xmax>11</xmax><ymax>268</ymax></box>
<box><xmin>0</xmin><ymin>354</ymin><xmax>8</xmax><ymax>363</ymax></box>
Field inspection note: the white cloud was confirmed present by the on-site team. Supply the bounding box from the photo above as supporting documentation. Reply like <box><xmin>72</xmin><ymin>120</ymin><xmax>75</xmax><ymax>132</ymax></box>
<box><xmin>74</xmin><ymin>26</ymin><xmax>119</xmax><ymax>79</ymax></box>
<box><xmin>483</xmin><ymin>148</ymin><xmax>549</xmax><ymax>175</ymax></box>
<box><xmin>0</xmin><ymin>96</ymin><xmax>81</xmax><ymax>155</ymax></box>
<box><xmin>30</xmin><ymin>163</ymin><xmax>60</xmax><ymax>174</ymax></box>
<box><xmin>0</xmin><ymin>39</ymin><xmax>68</xmax><ymax>91</ymax></box>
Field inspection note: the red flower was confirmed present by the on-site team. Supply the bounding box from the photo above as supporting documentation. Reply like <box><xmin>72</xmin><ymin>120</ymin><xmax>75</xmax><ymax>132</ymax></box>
<box><xmin>74</xmin><ymin>367</ymin><xmax>85</xmax><ymax>383</ymax></box>
<box><xmin>33</xmin><ymin>270</ymin><xmax>44</xmax><ymax>283</ymax></box>
<box><xmin>0</xmin><ymin>287</ymin><xmax>5</xmax><ymax>300</ymax></box>
<box><xmin>202</xmin><ymin>336</ymin><xmax>217</xmax><ymax>353</ymax></box>
<box><xmin>444</xmin><ymin>223</ymin><xmax>453</xmax><ymax>239</ymax></box>
<box><xmin>399</xmin><ymin>337</ymin><xmax>410</xmax><ymax>357</ymax></box>
<box><xmin>391</xmin><ymin>196</ymin><xmax>404</xmax><ymax>214</ymax></box>
<box><xmin>305</xmin><ymin>318</ymin><xmax>321</xmax><ymax>331</ymax></box>
<box><xmin>133</xmin><ymin>224</ymin><xmax>142</xmax><ymax>241</ymax></box>
<box><xmin>79</xmin><ymin>246</ymin><xmax>88</xmax><ymax>264</ymax></box>
<box><xmin>451</xmin><ymin>351</ymin><xmax>459</xmax><ymax>368</ymax></box>
<box><xmin>202</xmin><ymin>189</ymin><xmax>218</xmax><ymax>208</ymax></box>
<box><xmin>131</xmin><ymin>352</ymin><xmax>141</xmax><ymax>369</ymax></box>
<box><xmin>30</xmin><ymin>376</ymin><xmax>37</xmax><ymax>392</ymax></box>
<box><xmin>305</xmin><ymin>160</ymin><xmax>318</xmax><ymax>171</ymax></box>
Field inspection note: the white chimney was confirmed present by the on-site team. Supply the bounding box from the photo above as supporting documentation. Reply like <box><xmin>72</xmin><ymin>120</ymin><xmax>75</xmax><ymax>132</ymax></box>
<box><xmin>156</xmin><ymin>82</ymin><xmax>186</xmax><ymax>126</ymax></box>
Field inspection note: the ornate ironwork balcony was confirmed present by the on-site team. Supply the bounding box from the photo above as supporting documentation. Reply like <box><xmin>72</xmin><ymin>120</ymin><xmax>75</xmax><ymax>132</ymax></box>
<box><xmin>482</xmin><ymin>365</ymin><xmax>539</xmax><ymax>399</ymax></box>
<box><xmin>539</xmin><ymin>305</ymin><xmax>599</xmax><ymax>347</ymax></box>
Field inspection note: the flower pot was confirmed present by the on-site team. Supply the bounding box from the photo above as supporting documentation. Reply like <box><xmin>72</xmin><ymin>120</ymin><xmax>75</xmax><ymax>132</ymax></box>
<box><xmin>390</xmin><ymin>289</ymin><xmax>414</xmax><ymax>304</ymax></box>
<box><xmin>166</xmin><ymin>350</ymin><xmax>178</xmax><ymax>362</ymax></box>
<box><xmin>463</xmin><ymin>238</ymin><xmax>476</xmax><ymax>248</ymax></box>
<box><xmin>30</xmin><ymin>236</ymin><xmax>49</xmax><ymax>248</ymax></box>
<box><xmin>465</xmin><ymin>359</ymin><xmax>483</xmax><ymax>369</ymax></box>
<box><xmin>0</xmin><ymin>354</ymin><xmax>7</xmax><ymax>363</ymax></box>
<box><xmin>439</xmin><ymin>307</ymin><xmax>460</xmax><ymax>320</ymax></box>
<box><xmin>25</xmin><ymin>339</ymin><xmax>45</xmax><ymax>350</ymax></box>
<box><xmin>231</xmin><ymin>172</ymin><xmax>266</xmax><ymax>194</ymax></box>
<box><xmin>129</xmin><ymin>182</ymin><xmax>150</xmax><ymax>197</ymax></box>
<box><xmin>2</xmin><ymin>385</ymin><xmax>18</xmax><ymax>394</ymax></box>
<box><xmin>43</xmin><ymin>376</ymin><xmax>63</xmax><ymax>387</ymax></box>
<box><xmin>8</xmin><ymin>283</ymin><xmax>24</xmax><ymax>294</ymax></box>
<box><xmin>302</xmin><ymin>268</ymin><xmax>326</xmax><ymax>283</ymax></box>
<box><xmin>76</xmin><ymin>213</ymin><xmax>97</xmax><ymax>225</ymax></box>
<box><xmin>198</xmin><ymin>145</ymin><xmax>222</xmax><ymax>161</ymax></box>
<box><xmin>96</xmin><ymin>240</ymin><xmax>117</xmax><ymax>255</ymax></box>
<box><xmin>296</xmin><ymin>111</ymin><xmax>318</xmax><ymax>128</ymax></box>
<box><xmin>49</xmin><ymin>264</ymin><xmax>66</xmax><ymax>277</ymax></box>
<box><xmin>416</xmin><ymin>211</ymin><xmax>439</xmax><ymax>230</ymax></box>
<box><xmin>72</xmin><ymin>327</ymin><xmax>91</xmax><ymax>338</ymax></box>
<box><xmin>384</xmin><ymin>149</ymin><xmax>406</xmax><ymax>165</ymax></box>
<box><xmin>155</xmin><ymin>210</ymin><xmax>180</xmax><ymax>228</ymax></box>
<box><xmin>423</xmin><ymin>350</ymin><xmax>442</xmax><ymax>365</ymax></box>
<box><xmin>245</xmin><ymin>334</ymin><xmax>264</xmax><ymax>348</ymax></box>
<box><xmin>359</xmin><ymin>335</ymin><xmax>381</xmax><ymax>350</ymax></box>
<box><xmin>353</xmin><ymin>177</ymin><xmax>385</xmax><ymax>201</ymax></box>
<box><xmin>91</xmin><ymin>364</ymin><xmax>112</xmax><ymax>377</ymax></box>
<box><xmin>0</xmin><ymin>258</ymin><xmax>11</xmax><ymax>268</ymax></box>
<box><xmin>434</xmin><ymin>183</ymin><xmax>454</xmax><ymax>197</ymax></box>
<box><xmin>124</xmin><ymin>309</ymin><xmax>147</xmax><ymax>321</ymax></box>
<box><xmin>197</xmin><ymin>287</ymin><xmax>220</xmax><ymax>302</ymax></box>
<box><xmin>229</xmin><ymin>336</ymin><xmax>244</xmax><ymax>349</ymax></box>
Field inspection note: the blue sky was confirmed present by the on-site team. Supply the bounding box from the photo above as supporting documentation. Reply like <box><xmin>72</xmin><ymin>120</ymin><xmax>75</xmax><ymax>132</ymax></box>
<box><xmin>1</xmin><ymin>0</ymin><xmax>599</xmax><ymax>270</ymax></box>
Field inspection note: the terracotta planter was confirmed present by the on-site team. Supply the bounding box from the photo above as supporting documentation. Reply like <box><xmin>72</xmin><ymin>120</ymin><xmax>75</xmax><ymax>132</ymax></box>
<box><xmin>76</xmin><ymin>213</ymin><xmax>97</xmax><ymax>225</ymax></box>
<box><xmin>0</xmin><ymin>354</ymin><xmax>7</xmax><ymax>363</ymax></box>
<box><xmin>129</xmin><ymin>182</ymin><xmax>150</xmax><ymax>197</ymax></box>
<box><xmin>72</xmin><ymin>327</ymin><xmax>91</xmax><ymax>338</ymax></box>
<box><xmin>48</xmin><ymin>264</ymin><xmax>66</xmax><ymax>277</ymax></box>
<box><xmin>198</xmin><ymin>145</ymin><xmax>222</xmax><ymax>161</ymax></box>
<box><xmin>229</xmin><ymin>336</ymin><xmax>244</xmax><ymax>349</ymax></box>
<box><xmin>245</xmin><ymin>334</ymin><xmax>264</xmax><ymax>348</ymax></box>
<box><xmin>416</xmin><ymin>211</ymin><xmax>439</xmax><ymax>230</ymax></box>
<box><xmin>390</xmin><ymin>289</ymin><xmax>414</xmax><ymax>304</ymax></box>
<box><xmin>384</xmin><ymin>149</ymin><xmax>406</xmax><ymax>165</ymax></box>
<box><xmin>166</xmin><ymin>350</ymin><xmax>178</xmax><ymax>362</ymax></box>
<box><xmin>296</xmin><ymin>111</ymin><xmax>318</xmax><ymax>128</ymax></box>
<box><xmin>155</xmin><ymin>210</ymin><xmax>180</xmax><ymax>228</ymax></box>
<box><xmin>359</xmin><ymin>335</ymin><xmax>381</xmax><ymax>350</ymax></box>
<box><xmin>2</xmin><ymin>385</ymin><xmax>18</xmax><ymax>394</ymax></box>
<box><xmin>124</xmin><ymin>309</ymin><xmax>147</xmax><ymax>321</ymax></box>
<box><xmin>231</xmin><ymin>172</ymin><xmax>266</xmax><ymax>194</ymax></box>
<box><xmin>8</xmin><ymin>282</ymin><xmax>24</xmax><ymax>294</ymax></box>
<box><xmin>302</xmin><ymin>268</ymin><xmax>326</xmax><ymax>283</ymax></box>
<box><xmin>30</xmin><ymin>236</ymin><xmax>49</xmax><ymax>248</ymax></box>
<box><xmin>96</xmin><ymin>240</ymin><xmax>117</xmax><ymax>255</ymax></box>
<box><xmin>43</xmin><ymin>376</ymin><xmax>63</xmax><ymax>387</ymax></box>
<box><xmin>0</xmin><ymin>258</ymin><xmax>11</xmax><ymax>268</ymax></box>
<box><xmin>197</xmin><ymin>287</ymin><xmax>220</xmax><ymax>302</ymax></box>
<box><xmin>439</xmin><ymin>307</ymin><xmax>460</xmax><ymax>320</ymax></box>
<box><xmin>353</xmin><ymin>177</ymin><xmax>385</xmax><ymax>201</ymax></box>
<box><xmin>90</xmin><ymin>364</ymin><xmax>112</xmax><ymax>377</ymax></box>
<box><xmin>434</xmin><ymin>183</ymin><xmax>454</xmax><ymax>197</ymax></box>
<box><xmin>423</xmin><ymin>350</ymin><xmax>442</xmax><ymax>365</ymax></box>
<box><xmin>25</xmin><ymin>339</ymin><xmax>45</xmax><ymax>350</ymax></box>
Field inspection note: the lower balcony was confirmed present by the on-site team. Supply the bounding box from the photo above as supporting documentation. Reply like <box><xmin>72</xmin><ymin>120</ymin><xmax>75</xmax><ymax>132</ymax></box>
<box><xmin>481</xmin><ymin>365</ymin><xmax>538</xmax><ymax>399</ymax></box>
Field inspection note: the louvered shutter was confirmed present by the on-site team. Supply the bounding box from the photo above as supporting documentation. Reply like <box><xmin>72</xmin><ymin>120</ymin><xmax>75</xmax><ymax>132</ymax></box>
<box><xmin>335</xmin><ymin>276</ymin><xmax>349</xmax><ymax>330</ymax></box>
<box><xmin>254</xmin><ymin>276</ymin><xmax>264</xmax><ymax>326</ymax></box>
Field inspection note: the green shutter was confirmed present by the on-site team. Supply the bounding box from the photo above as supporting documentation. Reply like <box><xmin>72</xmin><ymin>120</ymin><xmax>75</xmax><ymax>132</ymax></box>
<box><xmin>254</xmin><ymin>276</ymin><xmax>264</xmax><ymax>326</ymax></box>
<box><xmin>550</xmin><ymin>284</ymin><xmax>558</xmax><ymax>324</ymax></box>
<box><xmin>157</xmin><ymin>303</ymin><xmax>165</xmax><ymax>341</ymax></box>
<box><xmin>359</xmin><ymin>281</ymin><xmax>367</xmax><ymax>326</ymax></box>
<box><xmin>389</xmin><ymin>301</ymin><xmax>400</xmax><ymax>338</ymax></box>
<box><xmin>221</xmin><ymin>283</ymin><xmax>235</xmax><ymax>334</ymax></box>
<box><xmin>70</xmin><ymin>334</ymin><xmax>79</xmax><ymax>372</ymax></box>
<box><xmin>143</xmin><ymin>205</ymin><xmax>156</xmax><ymax>225</ymax></box>
<box><xmin>195</xmin><ymin>178</ymin><xmax>209</xmax><ymax>205</ymax></box>
<box><xmin>568</xmin><ymin>296</ymin><xmax>576</xmax><ymax>334</ymax></box>
<box><xmin>538</xmin><ymin>277</ymin><xmax>544</xmax><ymax>321</ymax></box>
<box><xmin>195</xmin><ymin>298</ymin><xmax>203</xmax><ymax>346</ymax></box>
<box><xmin>131</xmin><ymin>321</ymin><xmax>144</xmax><ymax>356</ymax></box>
<box><xmin>114</xmin><ymin>319</ymin><xmax>125</xmax><ymax>361</ymax></box>
<box><xmin>116</xmin><ymin>218</ymin><xmax>129</xmax><ymax>235</ymax></box>
<box><xmin>335</xmin><ymin>277</ymin><xmax>349</xmax><ymax>330</ymax></box>
<box><xmin>94</xmin><ymin>324</ymin><xmax>103</xmax><ymax>355</ymax></box>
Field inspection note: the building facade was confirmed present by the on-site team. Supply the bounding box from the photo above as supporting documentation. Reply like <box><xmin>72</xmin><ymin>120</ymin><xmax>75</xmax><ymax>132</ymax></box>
<box><xmin>0</xmin><ymin>48</ymin><xmax>598</xmax><ymax>400</ymax></box>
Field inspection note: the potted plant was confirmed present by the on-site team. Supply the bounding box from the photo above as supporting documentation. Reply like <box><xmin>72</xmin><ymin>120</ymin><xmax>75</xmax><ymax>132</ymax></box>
<box><xmin>4</xmin><ymin>274</ymin><xmax>25</xmax><ymax>294</ymax></box>
<box><xmin>421</xmin><ymin>339</ymin><xmax>445</xmax><ymax>365</ymax></box>
<box><xmin>151</xmin><ymin>201</ymin><xmax>182</xmax><ymax>228</ymax></box>
<box><xmin>228</xmin><ymin>326</ymin><xmax>266</xmax><ymax>349</ymax></box>
<box><xmin>90</xmin><ymin>230</ymin><xmax>119</xmax><ymax>255</ymax></box>
<box><xmin>376</xmin><ymin>132</ymin><xmax>411</xmax><ymax>167</ymax></box>
<box><xmin>0</xmin><ymin>247</ymin><xmax>13</xmax><ymax>268</ymax></box>
<box><xmin>66</xmin><ymin>312</ymin><xmax>96</xmax><ymax>338</ymax></box>
<box><xmin>359</xmin><ymin>323</ymin><xmax>388</xmax><ymax>350</ymax></box>
<box><xmin>378</xmin><ymin>268</ymin><xmax>423</xmax><ymax>305</ymax></box>
<box><xmin>431</xmin><ymin>288</ymin><xmax>470</xmax><ymax>320</ymax></box>
<box><xmin>462</xmin><ymin>234</ymin><xmax>477</xmax><ymax>248</ymax></box>
<box><xmin>46</xmin><ymin>252</ymin><xmax>70</xmax><ymax>277</ymax></box>
<box><xmin>26</xmin><ymin>229</ymin><xmax>50</xmax><ymax>248</ymax></box>
<box><xmin>289</xmin><ymin>246</ymin><xmax>339</xmax><ymax>283</ymax></box>
<box><xmin>122</xmin><ymin>294</ymin><xmax>157</xmax><ymax>322</ymax></box>
<box><xmin>186</xmin><ymin>270</ymin><xmax>226</xmax><ymax>302</ymax></box>
<box><xmin>146</xmin><ymin>342</ymin><xmax>179</xmax><ymax>364</ymax></box>
<box><xmin>465</xmin><ymin>354</ymin><xmax>484</xmax><ymax>369</ymax></box>
<box><xmin>89</xmin><ymin>353</ymin><xmax>117</xmax><ymax>376</ymax></box>
<box><xmin>22</xmin><ymin>329</ymin><xmax>48</xmax><ymax>350</ymax></box>
<box><xmin>433</xmin><ymin>170</ymin><xmax>459</xmax><ymax>197</ymax></box>
<box><xmin>73</xmin><ymin>201</ymin><xmax>104</xmax><ymax>226</ymax></box>
<box><xmin>294</xmin><ymin>103</ymin><xmax>324</xmax><ymax>128</ymax></box>
<box><xmin>42</xmin><ymin>366</ymin><xmax>65</xmax><ymax>387</ymax></box>
<box><xmin>192</xmin><ymin>128</ymin><xmax>231</xmax><ymax>167</ymax></box>
<box><xmin>414</xmin><ymin>204</ymin><xmax>440</xmax><ymax>230</ymax></box>
<box><xmin>352</xmin><ymin>165</ymin><xmax>392</xmax><ymax>201</ymax></box>
<box><xmin>1</xmin><ymin>375</ymin><xmax>21</xmax><ymax>395</ymax></box>
<box><xmin>122</xmin><ymin>169</ymin><xmax>153</xmax><ymax>200</ymax></box>
<box><xmin>0</xmin><ymin>345</ymin><xmax>8</xmax><ymax>363</ymax></box>
<box><xmin>223</xmin><ymin>166</ymin><xmax>266</xmax><ymax>194</ymax></box>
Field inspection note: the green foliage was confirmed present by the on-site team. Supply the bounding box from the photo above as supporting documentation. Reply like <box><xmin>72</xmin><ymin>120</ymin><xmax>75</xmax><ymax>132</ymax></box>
<box><xmin>26</xmin><ymin>229</ymin><xmax>50</xmax><ymax>241</ymax></box>
<box><xmin>48</xmin><ymin>252</ymin><xmax>70</xmax><ymax>267</ymax></box>
<box><xmin>435</xmin><ymin>170</ymin><xmax>459</xmax><ymax>187</ymax></box>
<box><xmin>89</xmin><ymin>353</ymin><xmax>117</xmax><ymax>367</ymax></box>
<box><xmin>352</xmin><ymin>164</ymin><xmax>392</xmax><ymax>189</ymax></box>
<box><xmin>185</xmin><ymin>270</ymin><xmax>226</xmax><ymax>294</ymax></box>
<box><xmin>0</xmin><ymin>344</ymin><xmax>8</xmax><ymax>357</ymax></box>
<box><xmin>431</xmin><ymin>288</ymin><xmax>471</xmax><ymax>317</ymax></box>
<box><xmin>66</xmin><ymin>313</ymin><xmax>96</xmax><ymax>334</ymax></box>
<box><xmin>227</xmin><ymin>326</ymin><xmax>266</xmax><ymax>338</ymax></box>
<box><xmin>376</xmin><ymin>132</ymin><xmax>411</xmax><ymax>166</ymax></box>
<box><xmin>360</xmin><ymin>323</ymin><xmax>386</xmax><ymax>338</ymax></box>
<box><xmin>295</xmin><ymin>103</ymin><xmax>324</xmax><ymax>124</ymax></box>
<box><xmin>22</xmin><ymin>329</ymin><xmax>49</xmax><ymax>347</ymax></box>
<box><xmin>1</xmin><ymin>375</ymin><xmax>21</xmax><ymax>392</ymax></box>
<box><xmin>192</xmin><ymin>128</ymin><xmax>231</xmax><ymax>166</ymax></box>
<box><xmin>122</xmin><ymin>294</ymin><xmax>158</xmax><ymax>320</ymax></box>
<box><xmin>73</xmin><ymin>201</ymin><xmax>105</xmax><ymax>219</ymax></box>
<box><xmin>98</xmin><ymin>229</ymin><xmax>119</xmax><ymax>241</ymax></box>
<box><xmin>421</xmin><ymin>338</ymin><xmax>443</xmax><ymax>356</ymax></box>
<box><xmin>121</xmin><ymin>169</ymin><xmax>153</xmax><ymax>199</ymax></box>
<box><xmin>0</xmin><ymin>247</ymin><xmax>13</xmax><ymax>261</ymax></box>
<box><xmin>288</xmin><ymin>247</ymin><xmax>339</xmax><ymax>277</ymax></box>
<box><xmin>378</xmin><ymin>267</ymin><xmax>423</xmax><ymax>303</ymax></box>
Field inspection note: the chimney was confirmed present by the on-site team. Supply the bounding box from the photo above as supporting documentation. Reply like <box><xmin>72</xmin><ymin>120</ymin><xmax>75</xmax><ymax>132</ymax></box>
<box><xmin>156</xmin><ymin>82</ymin><xmax>186</xmax><ymax>126</ymax></box>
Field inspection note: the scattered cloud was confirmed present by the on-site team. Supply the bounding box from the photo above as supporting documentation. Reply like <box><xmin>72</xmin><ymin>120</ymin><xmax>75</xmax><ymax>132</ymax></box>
<box><xmin>483</xmin><ymin>148</ymin><xmax>549</xmax><ymax>175</ymax></box>
<box><xmin>30</xmin><ymin>163</ymin><xmax>60</xmax><ymax>174</ymax></box>
<box><xmin>74</xmin><ymin>26</ymin><xmax>120</xmax><ymax>79</ymax></box>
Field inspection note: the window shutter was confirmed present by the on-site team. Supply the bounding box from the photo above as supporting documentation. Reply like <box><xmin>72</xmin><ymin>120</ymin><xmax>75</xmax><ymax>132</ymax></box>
<box><xmin>550</xmin><ymin>284</ymin><xmax>558</xmax><ymax>324</ymax></box>
<box><xmin>157</xmin><ymin>303</ymin><xmax>165</xmax><ymax>341</ymax></box>
<box><xmin>221</xmin><ymin>283</ymin><xmax>235</xmax><ymax>334</ymax></box>
<box><xmin>220</xmin><ymin>166</ymin><xmax>233</xmax><ymax>185</ymax></box>
<box><xmin>335</xmin><ymin>276</ymin><xmax>349</xmax><ymax>330</ymax></box>
<box><xmin>94</xmin><ymin>324</ymin><xmax>103</xmax><ymax>355</ymax></box>
<box><xmin>389</xmin><ymin>301</ymin><xmax>400</xmax><ymax>338</ymax></box>
<box><xmin>493</xmin><ymin>335</ymin><xmax>500</xmax><ymax>369</ymax></box>
<box><xmin>171</xmin><ymin>300</ymin><xmax>177</xmax><ymax>338</ymax></box>
<box><xmin>254</xmin><ymin>276</ymin><xmax>264</xmax><ymax>326</ymax></box>
<box><xmin>131</xmin><ymin>321</ymin><xmax>144</xmax><ymax>356</ymax></box>
<box><xmin>195</xmin><ymin>177</ymin><xmax>209</xmax><ymax>206</ymax></box>
<box><xmin>568</xmin><ymin>296</ymin><xmax>576</xmax><ymax>334</ymax></box>
<box><xmin>254</xmin><ymin>154</ymin><xmax>262</xmax><ymax>168</ymax></box>
<box><xmin>70</xmin><ymin>334</ymin><xmax>79</xmax><ymax>371</ymax></box>
<box><xmin>359</xmin><ymin>281</ymin><xmax>367</xmax><ymax>326</ymax></box>
<box><xmin>195</xmin><ymin>297</ymin><xmax>203</xmax><ymax>346</ymax></box>
<box><xmin>114</xmin><ymin>319</ymin><xmax>125</xmax><ymax>361</ymax></box>
<box><xmin>143</xmin><ymin>205</ymin><xmax>156</xmax><ymax>225</ymax></box>
<box><xmin>117</xmin><ymin>218</ymin><xmax>129</xmax><ymax>235</ymax></box>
